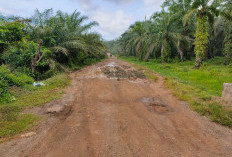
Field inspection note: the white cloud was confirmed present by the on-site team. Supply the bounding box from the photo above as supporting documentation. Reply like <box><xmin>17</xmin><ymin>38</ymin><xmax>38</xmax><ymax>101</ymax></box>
<box><xmin>76</xmin><ymin>0</ymin><xmax>133</xmax><ymax>40</ymax></box>
<box><xmin>0</xmin><ymin>7</ymin><xmax>15</xmax><ymax>15</ymax></box>
<box><xmin>92</xmin><ymin>10</ymin><xmax>133</xmax><ymax>40</ymax></box>
<box><xmin>142</xmin><ymin>0</ymin><xmax>164</xmax><ymax>18</ymax></box>
<box><xmin>144</xmin><ymin>0</ymin><xmax>164</xmax><ymax>6</ymax></box>
<box><xmin>103</xmin><ymin>0</ymin><xmax>137</xmax><ymax>4</ymax></box>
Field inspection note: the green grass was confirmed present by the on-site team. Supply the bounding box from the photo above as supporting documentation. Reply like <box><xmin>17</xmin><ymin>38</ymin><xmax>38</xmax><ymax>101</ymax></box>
<box><xmin>0</xmin><ymin>114</ymin><xmax>40</xmax><ymax>142</ymax></box>
<box><xmin>0</xmin><ymin>73</ymin><xmax>71</xmax><ymax>141</ymax></box>
<box><xmin>119</xmin><ymin>56</ymin><xmax>232</xmax><ymax>127</ymax></box>
<box><xmin>144</xmin><ymin>71</ymin><xmax>158</xmax><ymax>82</ymax></box>
<box><xmin>8</xmin><ymin>73</ymin><xmax>70</xmax><ymax>108</ymax></box>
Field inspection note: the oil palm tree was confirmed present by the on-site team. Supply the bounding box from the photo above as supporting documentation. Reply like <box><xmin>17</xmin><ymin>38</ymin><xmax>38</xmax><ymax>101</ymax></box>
<box><xmin>28</xmin><ymin>9</ymin><xmax>101</xmax><ymax>67</ymax></box>
<box><xmin>220</xmin><ymin>0</ymin><xmax>232</xmax><ymax>64</ymax></box>
<box><xmin>183</xmin><ymin>0</ymin><xmax>220</xmax><ymax>68</ymax></box>
<box><xmin>164</xmin><ymin>0</ymin><xmax>195</xmax><ymax>60</ymax></box>
<box><xmin>150</xmin><ymin>9</ymin><xmax>191</xmax><ymax>62</ymax></box>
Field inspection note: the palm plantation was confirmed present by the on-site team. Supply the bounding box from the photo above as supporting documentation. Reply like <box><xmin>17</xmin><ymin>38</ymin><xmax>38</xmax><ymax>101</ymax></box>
<box><xmin>114</xmin><ymin>0</ymin><xmax>232</xmax><ymax>68</ymax></box>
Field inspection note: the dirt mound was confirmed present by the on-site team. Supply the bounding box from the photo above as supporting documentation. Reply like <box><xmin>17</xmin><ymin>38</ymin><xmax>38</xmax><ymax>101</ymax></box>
<box><xmin>102</xmin><ymin>65</ymin><xmax>146</xmax><ymax>80</ymax></box>
<box><xmin>141</xmin><ymin>97</ymin><xmax>174</xmax><ymax>114</ymax></box>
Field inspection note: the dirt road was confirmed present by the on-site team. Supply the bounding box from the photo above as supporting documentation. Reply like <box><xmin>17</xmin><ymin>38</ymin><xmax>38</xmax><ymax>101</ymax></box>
<box><xmin>1</xmin><ymin>57</ymin><xmax>232</xmax><ymax>157</ymax></box>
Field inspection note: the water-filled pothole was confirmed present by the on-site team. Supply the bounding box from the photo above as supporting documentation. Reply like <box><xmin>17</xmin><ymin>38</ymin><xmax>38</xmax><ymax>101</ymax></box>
<box><xmin>141</xmin><ymin>97</ymin><xmax>174</xmax><ymax>114</ymax></box>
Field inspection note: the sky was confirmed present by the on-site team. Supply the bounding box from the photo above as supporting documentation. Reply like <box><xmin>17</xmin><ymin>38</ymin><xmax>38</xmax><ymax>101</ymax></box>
<box><xmin>0</xmin><ymin>0</ymin><xmax>165</xmax><ymax>40</ymax></box>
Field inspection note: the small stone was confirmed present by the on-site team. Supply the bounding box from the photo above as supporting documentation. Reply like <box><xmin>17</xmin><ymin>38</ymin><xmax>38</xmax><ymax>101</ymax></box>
<box><xmin>46</xmin><ymin>105</ymin><xmax>64</xmax><ymax>114</ymax></box>
<box><xmin>21</xmin><ymin>132</ymin><xmax>36</xmax><ymax>138</ymax></box>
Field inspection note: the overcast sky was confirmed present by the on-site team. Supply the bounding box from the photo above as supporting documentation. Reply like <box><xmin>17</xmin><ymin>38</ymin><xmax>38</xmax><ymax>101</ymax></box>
<box><xmin>0</xmin><ymin>0</ymin><xmax>164</xmax><ymax>40</ymax></box>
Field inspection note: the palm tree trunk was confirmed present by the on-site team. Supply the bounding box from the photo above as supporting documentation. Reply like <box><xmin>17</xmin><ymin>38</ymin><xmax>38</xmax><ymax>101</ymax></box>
<box><xmin>139</xmin><ymin>45</ymin><xmax>143</xmax><ymax>61</ymax></box>
<box><xmin>161</xmin><ymin>39</ymin><xmax>167</xmax><ymax>58</ymax></box>
<box><xmin>225</xmin><ymin>53</ymin><xmax>231</xmax><ymax>65</ymax></box>
<box><xmin>31</xmin><ymin>39</ymin><xmax>44</xmax><ymax>74</ymax></box>
<box><xmin>195</xmin><ymin>53</ymin><xmax>203</xmax><ymax>69</ymax></box>
<box><xmin>180</xmin><ymin>50</ymin><xmax>184</xmax><ymax>61</ymax></box>
<box><xmin>194</xmin><ymin>16</ymin><xmax>209</xmax><ymax>69</ymax></box>
<box><xmin>144</xmin><ymin>43</ymin><xmax>155</xmax><ymax>62</ymax></box>
<box><xmin>224</xmin><ymin>20</ymin><xmax>232</xmax><ymax>65</ymax></box>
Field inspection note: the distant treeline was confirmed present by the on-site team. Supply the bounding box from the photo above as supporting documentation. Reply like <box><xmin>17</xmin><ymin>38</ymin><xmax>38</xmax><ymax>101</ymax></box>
<box><xmin>107</xmin><ymin>0</ymin><xmax>232</xmax><ymax>68</ymax></box>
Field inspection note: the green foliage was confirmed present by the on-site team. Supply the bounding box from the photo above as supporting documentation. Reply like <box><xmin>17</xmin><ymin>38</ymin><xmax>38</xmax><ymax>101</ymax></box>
<box><xmin>0</xmin><ymin>21</ymin><xmax>25</xmax><ymax>53</ymax></box>
<box><xmin>115</xmin><ymin>0</ymin><xmax>229</xmax><ymax>67</ymax></box>
<box><xmin>0</xmin><ymin>65</ymin><xmax>34</xmax><ymax>103</ymax></box>
<box><xmin>105</xmin><ymin>40</ymin><xmax>121</xmax><ymax>54</ymax></box>
<box><xmin>1</xmin><ymin>40</ymin><xmax>53</xmax><ymax>79</ymax></box>
<box><xmin>120</xmin><ymin>56</ymin><xmax>232</xmax><ymax>97</ymax></box>
<box><xmin>2</xmin><ymin>41</ymin><xmax>38</xmax><ymax>68</ymax></box>
<box><xmin>162</xmin><ymin>41</ymin><xmax>172</xmax><ymax>62</ymax></box>
<box><xmin>224</xmin><ymin>20</ymin><xmax>232</xmax><ymax>65</ymax></box>
<box><xmin>0</xmin><ymin>65</ymin><xmax>34</xmax><ymax>86</ymax></box>
<box><xmin>27</xmin><ymin>9</ymin><xmax>106</xmax><ymax>68</ymax></box>
<box><xmin>190</xmin><ymin>102</ymin><xmax>232</xmax><ymax>127</ymax></box>
<box><xmin>194</xmin><ymin>16</ymin><xmax>209</xmax><ymax>68</ymax></box>
<box><xmin>0</xmin><ymin>113</ymin><xmax>39</xmax><ymax>141</ymax></box>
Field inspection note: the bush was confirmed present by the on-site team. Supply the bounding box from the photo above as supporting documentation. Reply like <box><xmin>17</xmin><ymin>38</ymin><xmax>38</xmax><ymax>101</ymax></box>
<box><xmin>0</xmin><ymin>79</ymin><xmax>9</xmax><ymax>95</ymax></box>
<box><xmin>0</xmin><ymin>65</ymin><xmax>34</xmax><ymax>103</ymax></box>
<box><xmin>38</xmin><ymin>69</ymin><xmax>55</xmax><ymax>80</ymax></box>
<box><xmin>0</xmin><ymin>65</ymin><xmax>34</xmax><ymax>86</ymax></box>
<box><xmin>0</xmin><ymin>21</ymin><xmax>25</xmax><ymax>53</ymax></box>
<box><xmin>1</xmin><ymin>41</ymin><xmax>38</xmax><ymax>68</ymax></box>
<box><xmin>1</xmin><ymin>40</ymin><xmax>53</xmax><ymax>79</ymax></box>
<box><xmin>83</xmin><ymin>58</ymin><xmax>97</xmax><ymax>65</ymax></box>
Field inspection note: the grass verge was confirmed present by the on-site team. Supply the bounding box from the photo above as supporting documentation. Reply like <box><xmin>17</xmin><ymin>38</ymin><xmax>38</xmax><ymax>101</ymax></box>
<box><xmin>119</xmin><ymin>56</ymin><xmax>232</xmax><ymax>127</ymax></box>
<box><xmin>0</xmin><ymin>73</ymin><xmax>71</xmax><ymax>142</ymax></box>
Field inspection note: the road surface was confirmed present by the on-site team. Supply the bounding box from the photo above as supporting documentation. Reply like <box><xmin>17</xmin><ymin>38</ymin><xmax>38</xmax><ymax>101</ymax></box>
<box><xmin>1</xmin><ymin>57</ymin><xmax>232</xmax><ymax>157</ymax></box>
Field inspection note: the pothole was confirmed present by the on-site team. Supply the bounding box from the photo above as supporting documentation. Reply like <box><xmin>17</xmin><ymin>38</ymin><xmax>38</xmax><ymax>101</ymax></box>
<box><xmin>101</xmin><ymin>63</ymin><xmax>146</xmax><ymax>80</ymax></box>
<box><xmin>141</xmin><ymin>97</ymin><xmax>174</xmax><ymax>114</ymax></box>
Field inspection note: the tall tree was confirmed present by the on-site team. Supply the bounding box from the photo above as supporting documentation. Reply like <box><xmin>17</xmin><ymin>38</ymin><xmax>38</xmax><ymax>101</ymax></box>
<box><xmin>183</xmin><ymin>0</ymin><xmax>220</xmax><ymax>68</ymax></box>
<box><xmin>221</xmin><ymin>0</ymin><xmax>232</xmax><ymax>64</ymax></box>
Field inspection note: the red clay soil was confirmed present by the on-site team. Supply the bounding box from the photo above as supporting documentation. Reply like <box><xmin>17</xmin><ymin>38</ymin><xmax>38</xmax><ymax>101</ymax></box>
<box><xmin>1</xmin><ymin>57</ymin><xmax>232</xmax><ymax>157</ymax></box>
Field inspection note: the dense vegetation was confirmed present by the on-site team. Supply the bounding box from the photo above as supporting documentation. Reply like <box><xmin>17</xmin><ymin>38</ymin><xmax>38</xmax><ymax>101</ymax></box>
<box><xmin>0</xmin><ymin>9</ymin><xmax>106</xmax><ymax>103</ymax></box>
<box><xmin>111</xmin><ymin>0</ymin><xmax>232</xmax><ymax>68</ymax></box>
<box><xmin>0</xmin><ymin>9</ymin><xmax>106</xmax><ymax>140</ymax></box>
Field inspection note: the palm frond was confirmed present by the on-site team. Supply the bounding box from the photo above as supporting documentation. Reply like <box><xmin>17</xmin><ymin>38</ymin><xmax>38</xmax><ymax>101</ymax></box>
<box><xmin>51</xmin><ymin>46</ymin><xmax>69</xmax><ymax>56</ymax></box>
<box><xmin>183</xmin><ymin>9</ymin><xmax>198</xmax><ymax>26</ymax></box>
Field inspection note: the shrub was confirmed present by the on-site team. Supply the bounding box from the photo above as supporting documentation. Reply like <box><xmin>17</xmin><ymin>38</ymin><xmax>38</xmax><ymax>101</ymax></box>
<box><xmin>1</xmin><ymin>41</ymin><xmax>38</xmax><ymax>68</ymax></box>
<box><xmin>83</xmin><ymin>58</ymin><xmax>97</xmax><ymax>65</ymax></box>
<box><xmin>0</xmin><ymin>21</ymin><xmax>25</xmax><ymax>53</ymax></box>
<box><xmin>0</xmin><ymin>65</ymin><xmax>34</xmax><ymax>86</ymax></box>
<box><xmin>1</xmin><ymin>40</ymin><xmax>53</xmax><ymax>79</ymax></box>
<box><xmin>0</xmin><ymin>65</ymin><xmax>34</xmax><ymax>103</ymax></box>
<box><xmin>38</xmin><ymin>69</ymin><xmax>55</xmax><ymax>80</ymax></box>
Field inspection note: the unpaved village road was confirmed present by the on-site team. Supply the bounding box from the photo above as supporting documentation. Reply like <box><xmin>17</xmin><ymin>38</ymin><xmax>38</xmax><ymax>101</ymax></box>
<box><xmin>1</xmin><ymin>57</ymin><xmax>232</xmax><ymax>157</ymax></box>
